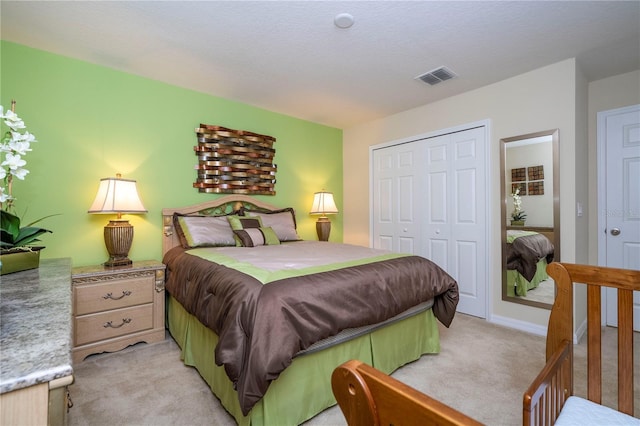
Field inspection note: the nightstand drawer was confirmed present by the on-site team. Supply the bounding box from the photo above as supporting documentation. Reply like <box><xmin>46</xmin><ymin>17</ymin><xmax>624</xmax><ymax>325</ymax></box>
<box><xmin>75</xmin><ymin>304</ymin><xmax>153</xmax><ymax>346</ymax></box>
<box><xmin>71</xmin><ymin>260</ymin><xmax>165</xmax><ymax>363</ymax></box>
<box><xmin>74</xmin><ymin>276</ymin><xmax>153</xmax><ymax>315</ymax></box>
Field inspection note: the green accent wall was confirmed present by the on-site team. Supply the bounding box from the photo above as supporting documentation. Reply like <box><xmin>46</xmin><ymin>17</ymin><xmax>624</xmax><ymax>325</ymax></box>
<box><xmin>1</xmin><ymin>41</ymin><xmax>343</xmax><ymax>266</ymax></box>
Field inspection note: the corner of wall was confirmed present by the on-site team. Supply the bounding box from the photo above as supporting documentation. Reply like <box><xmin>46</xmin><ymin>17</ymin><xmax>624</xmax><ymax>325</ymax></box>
<box><xmin>574</xmin><ymin>62</ymin><xmax>589</xmax><ymax>265</ymax></box>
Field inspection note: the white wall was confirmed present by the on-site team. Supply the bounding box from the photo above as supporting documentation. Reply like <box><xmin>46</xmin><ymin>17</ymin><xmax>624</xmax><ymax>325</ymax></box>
<box><xmin>343</xmin><ymin>59</ymin><xmax>580</xmax><ymax>330</ymax></box>
<box><xmin>505</xmin><ymin>141</ymin><xmax>554</xmax><ymax>227</ymax></box>
<box><xmin>573</xmin><ymin>63</ymin><xmax>589</xmax><ymax>331</ymax></box>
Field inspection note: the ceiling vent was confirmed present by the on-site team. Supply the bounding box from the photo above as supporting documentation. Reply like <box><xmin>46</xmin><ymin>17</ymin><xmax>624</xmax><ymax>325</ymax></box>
<box><xmin>415</xmin><ymin>66</ymin><xmax>457</xmax><ymax>86</ymax></box>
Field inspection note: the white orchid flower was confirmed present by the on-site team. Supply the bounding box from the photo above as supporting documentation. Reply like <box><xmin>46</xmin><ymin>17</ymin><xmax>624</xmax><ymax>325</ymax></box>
<box><xmin>3</xmin><ymin>109</ymin><xmax>25</xmax><ymax>130</ymax></box>
<box><xmin>11</xmin><ymin>130</ymin><xmax>36</xmax><ymax>144</ymax></box>
<box><xmin>1</xmin><ymin>104</ymin><xmax>41</xmax><ymax>211</ymax></box>
<box><xmin>2</xmin><ymin>152</ymin><xmax>27</xmax><ymax>170</ymax></box>
<box><xmin>12</xmin><ymin>167</ymin><xmax>30</xmax><ymax>180</ymax></box>
<box><xmin>511</xmin><ymin>187</ymin><xmax>523</xmax><ymax>212</ymax></box>
<box><xmin>8</xmin><ymin>140</ymin><xmax>32</xmax><ymax>156</ymax></box>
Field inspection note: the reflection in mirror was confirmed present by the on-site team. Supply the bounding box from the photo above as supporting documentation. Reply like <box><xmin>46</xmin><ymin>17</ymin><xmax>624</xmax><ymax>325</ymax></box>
<box><xmin>501</xmin><ymin>129</ymin><xmax>560</xmax><ymax>309</ymax></box>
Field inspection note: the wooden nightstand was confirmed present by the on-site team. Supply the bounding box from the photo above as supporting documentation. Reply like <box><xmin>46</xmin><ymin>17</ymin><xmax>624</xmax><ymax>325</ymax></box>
<box><xmin>71</xmin><ymin>260</ymin><xmax>166</xmax><ymax>363</ymax></box>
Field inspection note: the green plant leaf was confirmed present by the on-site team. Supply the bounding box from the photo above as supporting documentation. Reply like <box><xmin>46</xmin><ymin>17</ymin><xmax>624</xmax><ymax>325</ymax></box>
<box><xmin>1</xmin><ymin>210</ymin><xmax>21</xmax><ymax>240</ymax></box>
<box><xmin>13</xmin><ymin>226</ymin><xmax>52</xmax><ymax>247</ymax></box>
<box><xmin>1</xmin><ymin>210</ymin><xmax>55</xmax><ymax>249</ymax></box>
<box><xmin>0</xmin><ymin>229</ymin><xmax>16</xmax><ymax>246</ymax></box>
<box><xmin>23</xmin><ymin>213</ymin><xmax>60</xmax><ymax>227</ymax></box>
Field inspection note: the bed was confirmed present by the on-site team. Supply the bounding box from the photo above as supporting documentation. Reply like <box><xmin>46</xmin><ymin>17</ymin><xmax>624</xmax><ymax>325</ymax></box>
<box><xmin>506</xmin><ymin>230</ymin><xmax>555</xmax><ymax>297</ymax></box>
<box><xmin>161</xmin><ymin>195</ymin><xmax>459</xmax><ymax>426</ymax></box>
<box><xmin>523</xmin><ymin>262</ymin><xmax>639</xmax><ymax>425</ymax></box>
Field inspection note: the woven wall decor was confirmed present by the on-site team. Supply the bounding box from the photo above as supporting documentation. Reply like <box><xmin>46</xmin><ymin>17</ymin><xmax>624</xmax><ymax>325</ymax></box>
<box><xmin>193</xmin><ymin>124</ymin><xmax>276</xmax><ymax>195</ymax></box>
<box><xmin>527</xmin><ymin>165</ymin><xmax>544</xmax><ymax>181</ymax></box>
<box><xmin>511</xmin><ymin>167</ymin><xmax>526</xmax><ymax>182</ymax></box>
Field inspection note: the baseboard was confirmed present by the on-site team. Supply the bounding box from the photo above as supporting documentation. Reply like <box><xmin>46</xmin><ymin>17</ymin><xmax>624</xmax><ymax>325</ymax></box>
<box><xmin>489</xmin><ymin>314</ymin><xmax>584</xmax><ymax>343</ymax></box>
<box><xmin>574</xmin><ymin>317</ymin><xmax>587</xmax><ymax>344</ymax></box>
<box><xmin>488</xmin><ymin>314</ymin><xmax>548</xmax><ymax>337</ymax></box>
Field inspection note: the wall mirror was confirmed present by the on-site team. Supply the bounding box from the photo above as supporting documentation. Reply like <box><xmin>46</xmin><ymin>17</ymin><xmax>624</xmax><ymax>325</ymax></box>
<box><xmin>500</xmin><ymin>129</ymin><xmax>560</xmax><ymax>309</ymax></box>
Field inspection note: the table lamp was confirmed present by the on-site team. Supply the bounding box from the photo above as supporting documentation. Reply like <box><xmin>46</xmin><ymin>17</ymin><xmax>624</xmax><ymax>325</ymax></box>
<box><xmin>88</xmin><ymin>174</ymin><xmax>147</xmax><ymax>266</ymax></box>
<box><xmin>310</xmin><ymin>190</ymin><xmax>338</xmax><ymax>241</ymax></box>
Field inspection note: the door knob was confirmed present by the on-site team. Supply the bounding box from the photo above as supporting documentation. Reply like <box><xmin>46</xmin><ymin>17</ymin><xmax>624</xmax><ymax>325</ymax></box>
<box><xmin>610</xmin><ymin>228</ymin><xmax>621</xmax><ymax>236</ymax></box>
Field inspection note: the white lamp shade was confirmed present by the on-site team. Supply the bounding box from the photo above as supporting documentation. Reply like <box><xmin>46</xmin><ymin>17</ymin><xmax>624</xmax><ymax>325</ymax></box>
<box><xmin>310</xmin><ymin>191</ymin><xmax>338</xmax><ymax>215</ymax></box>
<box><xmin>88</xmin><ymin>176</ymin><xmax>147</xmax><ymax>214</ymax></box>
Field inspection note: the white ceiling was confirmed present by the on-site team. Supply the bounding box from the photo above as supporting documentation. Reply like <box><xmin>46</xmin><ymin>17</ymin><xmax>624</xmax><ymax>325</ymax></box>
<box><xmin>1</xmin><ymin>1</ymin><xmax>639</xmax><ymax>129</ymax></box>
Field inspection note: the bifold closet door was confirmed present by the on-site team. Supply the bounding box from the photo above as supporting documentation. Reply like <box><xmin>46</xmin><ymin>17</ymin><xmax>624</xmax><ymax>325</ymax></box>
<box><xmin>372</xmin><ymin>126</ymin><xmax>486</xmax><ymax>318</ymax></box>
<box><xmin>422</xmin><ymin>128</ymin><xmax>486</xmax><ymax>318</ymax></box>
<box><xmin>371</xmin><ymin>142</ymin><xmax>426</xmax><ymax>255</ymax></box>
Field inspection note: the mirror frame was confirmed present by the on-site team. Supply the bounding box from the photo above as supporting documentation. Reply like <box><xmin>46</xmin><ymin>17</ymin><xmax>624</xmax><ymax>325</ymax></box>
<box><xmin>500</xmin><ymin>129</ymin><xmax>560</xmax><ymax>309</ymax></box>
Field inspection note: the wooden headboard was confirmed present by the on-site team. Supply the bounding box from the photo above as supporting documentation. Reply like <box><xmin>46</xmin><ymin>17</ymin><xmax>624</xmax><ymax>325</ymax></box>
<box><xmin>161</xmin><ymin>194</ymin><xmax>283</xmax><ymax>256</ymax></box>
<box><xmin>506</xmin><ymin>226</ymin><xmax>555</xmax><ymax>246</ymax></box>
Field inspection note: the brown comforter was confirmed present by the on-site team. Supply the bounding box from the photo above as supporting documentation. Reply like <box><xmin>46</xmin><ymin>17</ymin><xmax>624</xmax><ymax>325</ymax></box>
<box><xmin>163</xmin><ymin>245</ymin><xmax>458</xmax><ymax>415</ymax></box>
<box><xmin>507</xmin><ymin>233</ymin><xmax>555</xmax><ymax>281</ymax></box>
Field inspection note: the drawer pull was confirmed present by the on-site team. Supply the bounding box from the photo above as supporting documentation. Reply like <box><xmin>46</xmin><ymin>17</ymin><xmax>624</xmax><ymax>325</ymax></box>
<box><xmin>103</xmin><ymin>318</ymin><xmax>132</xmax><ymax>328</ymax></box>
<box><xmin>103</xmin><ymin>290</ymin><xmax>132</xmax><ymax>300</ymax></box>
<box><xmin>67</xmin><ymin>388</ymin><xmax>74</xmax><ymax>411</ymax></box>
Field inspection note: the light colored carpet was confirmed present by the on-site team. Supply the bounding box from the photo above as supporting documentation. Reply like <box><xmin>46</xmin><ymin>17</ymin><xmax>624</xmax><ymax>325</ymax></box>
<box><xmin>67</xmin><ymin>314</ymin><xmax>639</xmax><ymax>426</ymax></box>
<box><xmin>519</xmin><ymin>278</ymin><xmax>555</xmax><ymax>305</ymax></box>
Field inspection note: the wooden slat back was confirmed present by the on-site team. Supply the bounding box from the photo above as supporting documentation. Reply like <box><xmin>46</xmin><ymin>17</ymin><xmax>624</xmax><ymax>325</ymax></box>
<box><xmin>522</xmin><ymin>340</ymin><xmax>572</xmax><ymax>426</ymax></box>
<box><xmin>586</xmin><ymin>284</ymin><xmax>602</xmax><ymax>404</ymax></box>
<box><xmin>332</xmin><ymin>360</ymin><xmax>484</xmax><ymax>426</ymax></box>
<box><xmin>618</xmin><ymin>288</ymin><xmax>635</xmax><ymax>414</ymax></box>
<box><xmin>546</xmin><ymin>263</ymin><xmax>639</xmax><ymax>416</ymax></box>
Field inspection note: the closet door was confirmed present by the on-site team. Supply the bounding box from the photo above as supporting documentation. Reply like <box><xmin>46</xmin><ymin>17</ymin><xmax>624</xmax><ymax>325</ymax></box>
<box><xmin>423</xmin><ymin>128</ymin><xmax>486</xmax><ymax>318</ymax></box>
<box><xmin>372</xmin><ymin>142</ymin><xmax>425</xmax><ymax>254</ymax></box>
<box><xmin>371</xmin><ymin>126</ymin><xmax>487</xmax><ymax>318</ymax></box>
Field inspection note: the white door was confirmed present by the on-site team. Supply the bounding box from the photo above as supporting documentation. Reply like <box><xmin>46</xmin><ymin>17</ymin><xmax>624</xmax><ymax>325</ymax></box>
<box><xmin>423</xmin><ymin>128</ymin><xmax>487</xmax><ymax>318</ymax></box>
<box><xmin>597</xmin><ymin>104</ymin><xmax>640</xmax><ymax>330</ymax></box>
<box><xmin>372</xmin><ymin>142</ymin><xmax>425</xmax><ymax>254</ymax></box>
<box><xmin>372</xmin><ymin>125</ymin><xmax>487</xmax><ymax>318</ymax></box>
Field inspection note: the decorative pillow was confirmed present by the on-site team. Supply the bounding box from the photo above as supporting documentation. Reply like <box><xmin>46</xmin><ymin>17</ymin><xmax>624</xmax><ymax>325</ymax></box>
<box><xmin>233</xmin><ymin>227</ymin><xmax>281</xmax><ymax>247</ymax></box>
<box><xmin>242</xmin><ymin>208</ymin><xmax>300</xmax><ymax>241</ymax></box>
<box><xmin>173</xmin><ymin>213</ymin><xmax>236</xmax><ymax>248</ymax></box>
<box><xmin>227</xmin><ymin>215</ymin><xmax>263</xmax><ymax>230</ymax></box>
<box><xmin>227</xmin><ymin>215</ymin><xmax>264</xmax><ymax>246</ymax></box>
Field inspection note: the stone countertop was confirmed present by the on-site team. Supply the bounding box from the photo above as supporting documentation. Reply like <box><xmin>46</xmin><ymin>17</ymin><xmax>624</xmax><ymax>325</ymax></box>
<box><xmin>0</xmin><ymin>258</ymin><xmax>73</xmax><ymax>394</ymax></box>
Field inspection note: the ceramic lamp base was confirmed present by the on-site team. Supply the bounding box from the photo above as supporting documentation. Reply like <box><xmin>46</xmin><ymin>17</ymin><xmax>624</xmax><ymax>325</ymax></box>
<box><xmin>103</xmin><ymin>220</ymin><xmax>134</xmax><ymax>267</ymax></box>
<box><xmin>316</xmin><ymin>217</ymin><xmax>332</xmax><ymax>242</ymax></box>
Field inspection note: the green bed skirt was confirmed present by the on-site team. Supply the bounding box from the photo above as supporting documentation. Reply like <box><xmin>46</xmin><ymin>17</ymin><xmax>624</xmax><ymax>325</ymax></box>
<box><xmin>166</xmin><ymin>295</ymin><xmax>440</xmax><ymax>426</ymax></box>
<box><xmin>507</xmin><ymin>259</ymin><xmax>549</xmax><ymax>297</ymax></box>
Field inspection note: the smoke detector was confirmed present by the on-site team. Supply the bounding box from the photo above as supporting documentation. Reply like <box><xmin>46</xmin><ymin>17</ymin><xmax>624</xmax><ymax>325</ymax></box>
<box><xmin>415</xmin><ymin>66</ymin><xmax>457</xmax><ymax>86</ymax></box>
<box><xmin>334</xmin><ymin>13</ymin><xmax>355</xmax><ymax>29</ymax></box>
